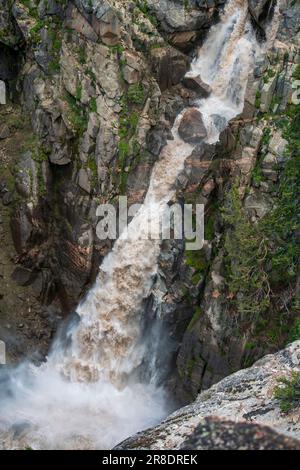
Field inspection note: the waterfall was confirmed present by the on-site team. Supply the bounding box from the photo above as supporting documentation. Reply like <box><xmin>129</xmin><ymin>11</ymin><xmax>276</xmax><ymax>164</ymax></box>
<box><xmin>0</xmin><ymin>0</ymin><xmax>270</xmax><ymax>450</ymax></box>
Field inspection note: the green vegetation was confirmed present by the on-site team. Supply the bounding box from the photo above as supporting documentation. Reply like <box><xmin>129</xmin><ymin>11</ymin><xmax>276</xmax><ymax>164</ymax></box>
<box><xmin>83</xmin><ymin>155</ymin><xmax>98</xmax><ymax>190</ymax></box>
<box><xmin>29</xmin><ymin>20</ymin><xmax>44</xmax><ymax>44</ymax></box>
<box><xmin>48</xmin><ymin>58</ymin><xmax>60</xmax><ymax>73</ymax></box>
<box><xmin>115</xmin><ymin>74</ymin><xmax>147</xmax><ymax>193</ymax></box>
<box><xmin>222</xmin><ymin>71</ymin><xmax>300</xmax><ymax>361</ymax></box>
<box><xmin>2</xmin><ymin>113</ymin><xmax>25</xmax><ymax>130</ymax></box>
<box><xmin>21</xmin><ymin>134</ymin><xmax>39</xmax><ymax>153</ymax></box>
<box><xmin>293</xmin><ymin>62</ymin><xmax>300</xmax><ymax>80</ymax></box>
<box><xmin>262</xmin><ymin>68</ymin><xmax>276</xmax><ymax>84</ymax></box>
<box><xmin>255</xmin><ymin>90</ymin><xmax>262</xmax><ymax>109</ymax></box>
<box><xmin>289</xmin><ymin>316</ymin><xmax>300</xmax><ymax>342</ymax></box>
<box><xmin>274</xmin><ymin>372</ymin><xmax>300</xmax><ymax>412</ymax></box>
<box><xmin>187</xmin><ymin>307</ymin><xmax>202</xmax><ymax>331</ymax></box>
<box><xmin>64</xmin><ymin>92</ymin><xmax>88</xmax><ymax>138</ymax></box>
<box><xmin>263</xmin><ymin>102</ymin><xmax>300</xmax><ymax>285</ymax></box>
<box><xmin>134</xmin><ymin>1</ymin><xmax>158</xmax><ymax>27</ymax></box>
<box><xmin>127</xmin><ymin>84</ymin><xmax>146</xmax><ymax>106</ymax></box>
<box><xmin>77</xmin><ymin>46</ymin><xmax>87</xmax><ymax>65</ymax></box>
<box><xmin>109</xmin><ymin>44</ymin><xmax>125</xmax><ymax>56</ymax></box>
<box><xmin>19</xmin><ymin>0</ymin><xmax>39</xmax><ymax>19</ymax></box>
<box><xmin>85</xmin><ymin>68</ymin><xmax>96</xmax><ymax>85</ymax></box>
<box><xmin>222</xmin><ymin>184</ymin><xmax>270</xmax><ymax>317</ymax></box>
<box><xmin>75</xmin><ymin>85</ymin><xmax>82</xmax><ymax>102</ymax></box>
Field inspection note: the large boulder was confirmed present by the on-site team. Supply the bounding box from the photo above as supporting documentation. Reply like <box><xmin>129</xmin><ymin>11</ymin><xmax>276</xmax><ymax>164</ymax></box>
<box><xmin>182</xmin><ymin>75</ymin><xmax>212</xmax><ymax>97</ymax></box>
<box><xmin>178</xmin><ymin>108</ymin><xmax>207</xmax><ymax>144</ymax></box>
<box><xmin>150</xmin><ymin>46</ymin><xmax>189</xmax><ymax>91</ymax></box>
<box><xmin>0</xmin><ymin>0</ymin><xmax>23</xmax><ymax>48</ymax></box>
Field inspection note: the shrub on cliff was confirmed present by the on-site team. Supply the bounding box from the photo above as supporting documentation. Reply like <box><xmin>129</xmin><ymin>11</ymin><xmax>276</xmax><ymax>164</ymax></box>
<box><xmin>274</xmin><ymin>372</ymin><xmax>300</xmax><ymax>412</ymax></box>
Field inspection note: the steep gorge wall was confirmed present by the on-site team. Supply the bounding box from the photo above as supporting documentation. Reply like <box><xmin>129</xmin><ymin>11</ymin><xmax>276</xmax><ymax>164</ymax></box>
<box><xmin>0</xmin><ymin>0</ymin><xmax>299</xmax><ymax>408</ymax></box>
<box><xmin>0</xmin><ymin>0</ymin><xmax>226</xmax><ymax>361</ymax></box>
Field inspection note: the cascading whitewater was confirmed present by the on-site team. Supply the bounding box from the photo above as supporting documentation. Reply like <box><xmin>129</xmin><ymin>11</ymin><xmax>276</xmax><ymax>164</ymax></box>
<box><xmin>57</xmin><ymin>0</ymin><xmax>255</xmax><ymax>386</ymax></box>
<box><xmin>0</xmin><ymin>0</ymin><xmax>270</xmax><ymax>450</ymax></box>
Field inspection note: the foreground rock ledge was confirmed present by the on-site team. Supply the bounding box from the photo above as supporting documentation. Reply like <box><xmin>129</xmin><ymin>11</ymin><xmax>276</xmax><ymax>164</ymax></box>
<box><xmin>116</xmin><ymin>341</ymin><xmax>300</xmax><ymax>450</ymax></box>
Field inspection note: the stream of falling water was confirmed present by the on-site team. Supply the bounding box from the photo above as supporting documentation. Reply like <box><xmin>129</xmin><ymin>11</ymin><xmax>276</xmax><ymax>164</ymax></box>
<box><xmin>0</xmin><ymin>0</ymin><xmax>271</xmax><ymax>450</ymax></box>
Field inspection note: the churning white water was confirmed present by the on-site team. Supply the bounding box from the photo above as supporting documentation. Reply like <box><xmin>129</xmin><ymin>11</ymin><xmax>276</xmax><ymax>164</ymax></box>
<box><xmin>0</xmin><ymin>0</ymin><xmax>270</xmax><ymax>449</ymax></box>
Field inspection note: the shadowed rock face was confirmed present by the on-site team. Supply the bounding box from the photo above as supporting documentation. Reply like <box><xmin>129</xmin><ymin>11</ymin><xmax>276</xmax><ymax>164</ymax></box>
<box><xmin>0</xmin><ymin>0</ymin><xmax>299</xmax><ymax>451</ymax></box>
<box><xmin>116</xmin><ymin>342</ymin><xmax>300</xmax><ymax>450</ymax></box>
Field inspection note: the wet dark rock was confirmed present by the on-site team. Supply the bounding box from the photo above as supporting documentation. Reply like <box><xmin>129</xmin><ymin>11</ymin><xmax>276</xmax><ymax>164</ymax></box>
<box><xmin>211</xmin><ymin>114</ymin><xmax>227</xmax><ymax>132</ymax></box>
<box><xmin>182</xmin><ymin>75</ymin><xmax>212</xmax><ymax>97</ymax></box>
<box><xmin>147</xmin><ymin>125</ymin><xmax>173</xmax><ymax>156</ymax></box>
<box><xmin>178</xmin><ymin>108</ymin><xmax>207</xmax><ymax>144</ymax></box>
<box><xmin>180</xmin><ymin>417</ymin><xmax>300</xmax><ymax>450</ymax></box>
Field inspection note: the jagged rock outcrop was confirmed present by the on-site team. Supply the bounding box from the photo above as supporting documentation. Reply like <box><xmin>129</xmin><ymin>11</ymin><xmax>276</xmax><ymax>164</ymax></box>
<box><xmin>182</xmin><ymin>75</ymin><xmax>212</xmax><ymax>96</ymax></box>
<box><xmin>142</xmin><ymin>0</ymin><xmax>225</xmax><ymax>50</ymax></box>
<box><xmin>180</xmin><ymin>417</ymin><xmax>300</xmax><ymax>450</ymax></box>
<box><xmin>178</xmin><ymin>108</ymin><xmax>207</xmax><ymax>143</ymax></box>
<box><xmin>116</xmin><ymin>341</ymin><xmax>300</xmax><ymax>449</ymax></box>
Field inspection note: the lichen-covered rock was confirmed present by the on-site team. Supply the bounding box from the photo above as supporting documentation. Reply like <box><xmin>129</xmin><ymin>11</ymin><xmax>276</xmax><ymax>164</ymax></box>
<box><xmin>116</xmin><ymin>341</ymin><xmax>300</xmax><ymax>450</ymax></box>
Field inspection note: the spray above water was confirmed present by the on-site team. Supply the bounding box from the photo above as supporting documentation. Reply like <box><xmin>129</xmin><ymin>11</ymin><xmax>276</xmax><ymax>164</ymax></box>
<box><xmin>0</xmin><ymin>0</ymin><xmax>271</xmax><ymax>449</ymax></box>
